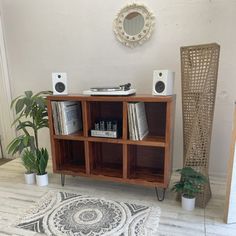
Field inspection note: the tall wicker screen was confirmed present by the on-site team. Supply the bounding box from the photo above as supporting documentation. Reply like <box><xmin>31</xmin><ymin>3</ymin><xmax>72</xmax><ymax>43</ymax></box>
<box><xmin>181</xmin><ymin>43</ymin><xmax>220</xmax><ymax>207</ymax></box>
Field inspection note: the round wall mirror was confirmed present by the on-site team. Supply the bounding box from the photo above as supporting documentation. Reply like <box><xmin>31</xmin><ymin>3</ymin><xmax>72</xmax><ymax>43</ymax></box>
<box><xmin>113</xmin><ymin>3</ymin><xmax>155</xmax><ymax>48</ymax></box>
<box><xmin>123</xmin><ymin>12</ymin><xmax>144</xmax><ymax>36</ymax></box>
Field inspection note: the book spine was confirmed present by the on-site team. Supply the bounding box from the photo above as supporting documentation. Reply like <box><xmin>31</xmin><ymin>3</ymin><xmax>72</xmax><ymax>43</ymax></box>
<box><xmin>63</xmin><ymin>102</ymin><xmax>68</xmax><ymax>135</ymax></box>
<box><xmin>58</xmin><ymin>102</ymin><xmax>64</xmax><ymax>135</ymax></box>
<box><xmin>135</xmin><ymin>102</ymin><xmax>149</xmax><ymax>140</ymax></box>
<box><xmin>77</xmin><ymin>103</ymin><xmax>83</xmax><ymax>131</ymax></box>
<box><xmin>131</xmin><ymin>103</ymin><xmax>138</xmax><ymax>140</ymax></box>
<box><xmin>51</xmin><ymin>102</ymin><xmax>59</xmax><ymax>135</ymax></box>
<box><xmin>56</xmin><ymin>102</ymin><xmax>62</xmax><ymax>135</ymax></box>
<box><xmin>127</xmin><ymin>104</ymin><xmax>133</xmax><ymax>140</ymax></box>
<box><xmin>134</xmin><ymin>103</ymin><xmax>140</xmax><ymax>140</ymax></box>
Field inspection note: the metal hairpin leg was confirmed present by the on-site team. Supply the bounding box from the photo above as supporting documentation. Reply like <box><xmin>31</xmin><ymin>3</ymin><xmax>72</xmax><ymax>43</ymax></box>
<box><xmin>155</xmin><ymin>187</ymin><xmax>166</xmax><ymax>201</ymax></box>
<box><xmin>61</xmin><ymin>174</ymin><xmax>65</xmax><ymax>186</ymax></box>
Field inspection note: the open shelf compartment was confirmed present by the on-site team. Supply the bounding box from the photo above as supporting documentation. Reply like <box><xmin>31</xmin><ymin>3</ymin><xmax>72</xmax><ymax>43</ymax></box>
<box><xmin>51</xmin><ymin>100</ymin><xmax>83</xmax><ymax>136</ymax></box>
<box><xmin>54</xmin><ymin>140</ymin><xmax>86</xmax><ymax>173</ymax></box>
<box><xmin>127</xmin><ymin>144</ymin><xmax>165</xmax><ymax>183</ymax></box>
<box><xmin>127</xmin><ymin>102</ymin><xmax>167</xmax><ymax>141</ymax></box>
<box><xmin>87</xmin><ymin>101</ymin><xmax>123</xmax><ymax>138</ymax></box>
<box><xmin>89</xmin><ymin>142</ymin><xmax>123</xmax><ymax>178</ymax></box>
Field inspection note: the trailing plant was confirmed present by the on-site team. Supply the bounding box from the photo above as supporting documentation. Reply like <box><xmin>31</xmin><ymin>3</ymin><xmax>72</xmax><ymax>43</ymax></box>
<box><xmin>171</xmin><ymin>167</ymin><xmax>208</xmax><ymax>199</ymax></box>
<box><xmin>7</xmin><ymin>90</ymin><xmax>52</xmax><ymax>155</ymax></box>
<box><xmin>22</xmin><ymin>149</ymin><xmax>37</xmax><ymax>174</ymax></box>
<box><xmin>35</xmin><ymin>148</ymin><xmax>49</xmax><ymax>175</ymax></box>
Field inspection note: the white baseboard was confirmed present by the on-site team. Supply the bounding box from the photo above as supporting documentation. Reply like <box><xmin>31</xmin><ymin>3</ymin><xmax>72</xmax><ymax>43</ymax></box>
<box><xmin>209</xmin><ymin>171</ymin><xmax>227</xmax><ymax>180</ymax></box>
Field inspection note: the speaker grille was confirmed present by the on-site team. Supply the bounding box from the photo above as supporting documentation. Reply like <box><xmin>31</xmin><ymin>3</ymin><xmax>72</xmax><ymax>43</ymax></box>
<box><xmin>155</xmin><ymin>81</ymin><xmax>165</xmax><ymax>93</ymax></box>
<box><xmin>55</xmin><ymin>82</ymin><xmax>65</xmax><ymax>93</ymax></box>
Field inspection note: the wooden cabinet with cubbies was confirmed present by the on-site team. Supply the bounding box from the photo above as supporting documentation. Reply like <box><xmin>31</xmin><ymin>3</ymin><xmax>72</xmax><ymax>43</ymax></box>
<box><xmin>47</xmin><ymin>94</ymin><xmax>175</xmax><ymax>200</ymax></box>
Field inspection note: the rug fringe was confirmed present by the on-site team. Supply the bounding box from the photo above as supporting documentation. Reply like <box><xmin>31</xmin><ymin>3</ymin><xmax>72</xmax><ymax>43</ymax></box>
<box><xmin>15</xmin><ymin>190</ymin><xmax>57</xmax><ymax>226</ymax></box>
<box><xmin>145</xmin><ymin>206</ymin><xmax>161</xmax><ymax>235</ymax></box>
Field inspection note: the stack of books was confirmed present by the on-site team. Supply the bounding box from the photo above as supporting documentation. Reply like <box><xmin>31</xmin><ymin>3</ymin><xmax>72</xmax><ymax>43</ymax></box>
<box><xmin>128</xmin><ymin>102</ymin><xmax>149</xmax><ymax>140</ymax></box>
<box><xmin>51</xmin><ymin>101</ymin><xmax>83</xmax><ymax>135</ymax></box>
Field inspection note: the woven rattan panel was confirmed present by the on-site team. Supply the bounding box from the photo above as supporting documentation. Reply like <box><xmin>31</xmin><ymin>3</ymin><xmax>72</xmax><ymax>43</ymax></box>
<box><xmin>181</xmin><ymin>43</ymin><xmax>220</xmax><ymax>207</ymax></box>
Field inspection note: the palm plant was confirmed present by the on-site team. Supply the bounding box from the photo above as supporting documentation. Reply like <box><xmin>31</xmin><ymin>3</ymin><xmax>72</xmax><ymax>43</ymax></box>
<box><xmin>7</xmin><ymin>90</ymin><xmax>52</xmax><ymax>155</ymax></box>
<box><xmin>171</xmin><ymin>167</ymin><xmax>208</xmax><ymax>198</ymax></box>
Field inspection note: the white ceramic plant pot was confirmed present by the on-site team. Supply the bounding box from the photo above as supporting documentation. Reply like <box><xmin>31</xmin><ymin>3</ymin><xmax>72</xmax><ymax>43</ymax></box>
<box><xmin>24</xmin><ymin>172</ymin><xmax>36</xmax><ymax>185</ymax></box>
<box><xmin>181</xmin><ymin>194</ymin><xmax>196</xmax><ymax>211</ymax></box>
<box><xmin>36</xmin><ymin>173</ymin><xmax>48</xmax><ymax>186</ymax></box>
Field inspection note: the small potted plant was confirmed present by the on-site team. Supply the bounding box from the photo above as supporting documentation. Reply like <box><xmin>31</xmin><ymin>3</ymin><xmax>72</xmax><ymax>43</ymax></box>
<box><xmin>22</xmin><ymin>149</ymin><xmax>37</xmax><ymax>184</ymax></box>
<box><xmin>35</xmin><ymin>148</ymin><xmax>49</xmax><ymax>186</ymax></box>
<box><xmin>171</xmin><ymin>167</ymin><xmax>207</xmax><ymax>211</ymax></box>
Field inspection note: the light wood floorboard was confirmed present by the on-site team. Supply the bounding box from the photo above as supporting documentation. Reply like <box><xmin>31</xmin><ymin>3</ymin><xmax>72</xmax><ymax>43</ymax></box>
<box><xmin>0</xmin><ymin>159</ymin><xmax>235</xmax><ymax>235</ymax></box>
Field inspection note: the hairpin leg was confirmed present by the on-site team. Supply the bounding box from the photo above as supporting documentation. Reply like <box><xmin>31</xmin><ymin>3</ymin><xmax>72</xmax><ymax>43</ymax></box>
<box><xmin>61</xmin><ymin>174</ymin><xmax>65</xmax><ymax>186</ymax></box>
<box><xmin>155</xmin><ymin>187</ymin><xmax>166</xmax><ymax>201</ymax></box>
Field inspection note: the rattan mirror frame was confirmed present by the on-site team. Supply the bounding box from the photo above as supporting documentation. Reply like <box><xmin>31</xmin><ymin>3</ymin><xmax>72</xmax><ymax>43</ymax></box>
<box><xmin>113</xmin><ymin>3</ymin><xmax>155</xmax><ymax>48</ymax></box>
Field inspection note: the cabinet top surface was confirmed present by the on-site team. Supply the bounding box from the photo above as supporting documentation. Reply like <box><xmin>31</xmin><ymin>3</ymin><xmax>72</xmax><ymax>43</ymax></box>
<box><xmin>47</xmin><ymin>94</ymin><xmax>176</xmax><ymax>102</ymax></box>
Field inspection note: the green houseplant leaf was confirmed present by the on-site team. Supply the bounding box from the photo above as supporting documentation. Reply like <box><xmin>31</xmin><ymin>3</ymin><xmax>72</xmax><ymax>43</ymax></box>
<box><xmin>15</xmin><ymin>98</ymin><xmax>25</xmax><ymax>114</ymax></box>
<box><xmin>25</xmin><ymin>90</ymin><xmax>33</xmax><ymax>98</ymax></box>
<box><xmin>171</xmin><ymin>167</ymin><xmax>208</xmax><ymax>199</ymax></box>
<box><xmin>7</xmin><ymin>90</ymin><xmax>52</xmax><ymax>156</ymax></box>
<box><xmin>22</xmin><ymin>149</ymin><xmax>37</xmax><ymax>174</ymax></box>
<box><xmin>36</xmin><ymin>148</ymin><xmax>49</xmax><ymax>175</ymax></box>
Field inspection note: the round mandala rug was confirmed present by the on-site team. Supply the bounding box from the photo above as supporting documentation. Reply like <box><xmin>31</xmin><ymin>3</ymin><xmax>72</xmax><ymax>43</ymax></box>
<box><xmin>16</xmin><ymin>191</ymin><xmax>161</xmax><ymax>236</ymax></box>
<box><xmin>44</xmin><ymin>197</ymin><xmax>126</xmax><ymax>235</ymax></box>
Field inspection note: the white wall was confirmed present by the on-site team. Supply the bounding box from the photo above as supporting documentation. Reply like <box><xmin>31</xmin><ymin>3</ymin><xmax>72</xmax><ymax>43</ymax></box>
<box><xmin>1</xmin><ymin>0</ymin><xmax>236</xmax><ymax>176</ymax></box>
<box><xmin>0</xmin><ymin>11</ymin><xmax>15</xmax><ymax>158</ymax></box>
<box><xmin>224</xmin><ymin>103</ymin><xmax>236</xmax><ymax>223</ymax></box>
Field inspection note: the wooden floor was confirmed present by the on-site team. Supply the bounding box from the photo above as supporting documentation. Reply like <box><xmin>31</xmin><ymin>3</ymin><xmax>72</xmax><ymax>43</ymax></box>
<box><xmin>0</xmin><ymin>158</ymin><xmax>13</xmax><ymax>166</ymax></box>
<box><xmin>0</xmin><ymin>159</ymin><xmax>236</xmax><ymax>236</ymax></box>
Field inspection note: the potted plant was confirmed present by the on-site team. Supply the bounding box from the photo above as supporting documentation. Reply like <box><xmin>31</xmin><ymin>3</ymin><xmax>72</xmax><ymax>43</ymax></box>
<box><xmin>171</xmin><ymin>167</ymin><xmax>208</xmax><ymax>211</ymax></box>
<box><xmin>22</xmin><ymin>149</ymin><xmax>37</xmax><ymax>184</ymax></box>
<box><xmin>35</xmin><ymin>148</ymin><xmax>49</xmax><ymax>186</ymax></box>
<box><xmin>7</xmin><ymin>90</ymin><xmax>52</xmax><ymax>184</ymax></box>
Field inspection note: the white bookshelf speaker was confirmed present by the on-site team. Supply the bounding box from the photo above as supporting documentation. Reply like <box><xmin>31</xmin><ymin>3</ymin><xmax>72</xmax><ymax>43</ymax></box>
<box><xmin>52</xmin><ymin>72</ymin><xmax>68</xmax><ymax>95</ymax></box>
<box><xmin>152</xmin><ymin>70</ymin><xmax>174</xmax><ymax>95</ymax></box>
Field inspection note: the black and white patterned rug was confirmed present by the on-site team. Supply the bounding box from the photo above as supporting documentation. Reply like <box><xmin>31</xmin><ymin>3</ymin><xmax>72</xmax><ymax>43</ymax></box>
<box><xmin>15</xmin><ymin>191</ymin><xmax>160</xmax><ymax>236</ymax></box>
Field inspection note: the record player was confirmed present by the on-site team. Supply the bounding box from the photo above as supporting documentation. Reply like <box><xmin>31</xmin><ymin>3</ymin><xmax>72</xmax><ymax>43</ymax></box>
<box><xmin>83</xmin><ymin>83</ymin><xmax>136</xmax><ymax>96</ymax></box>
